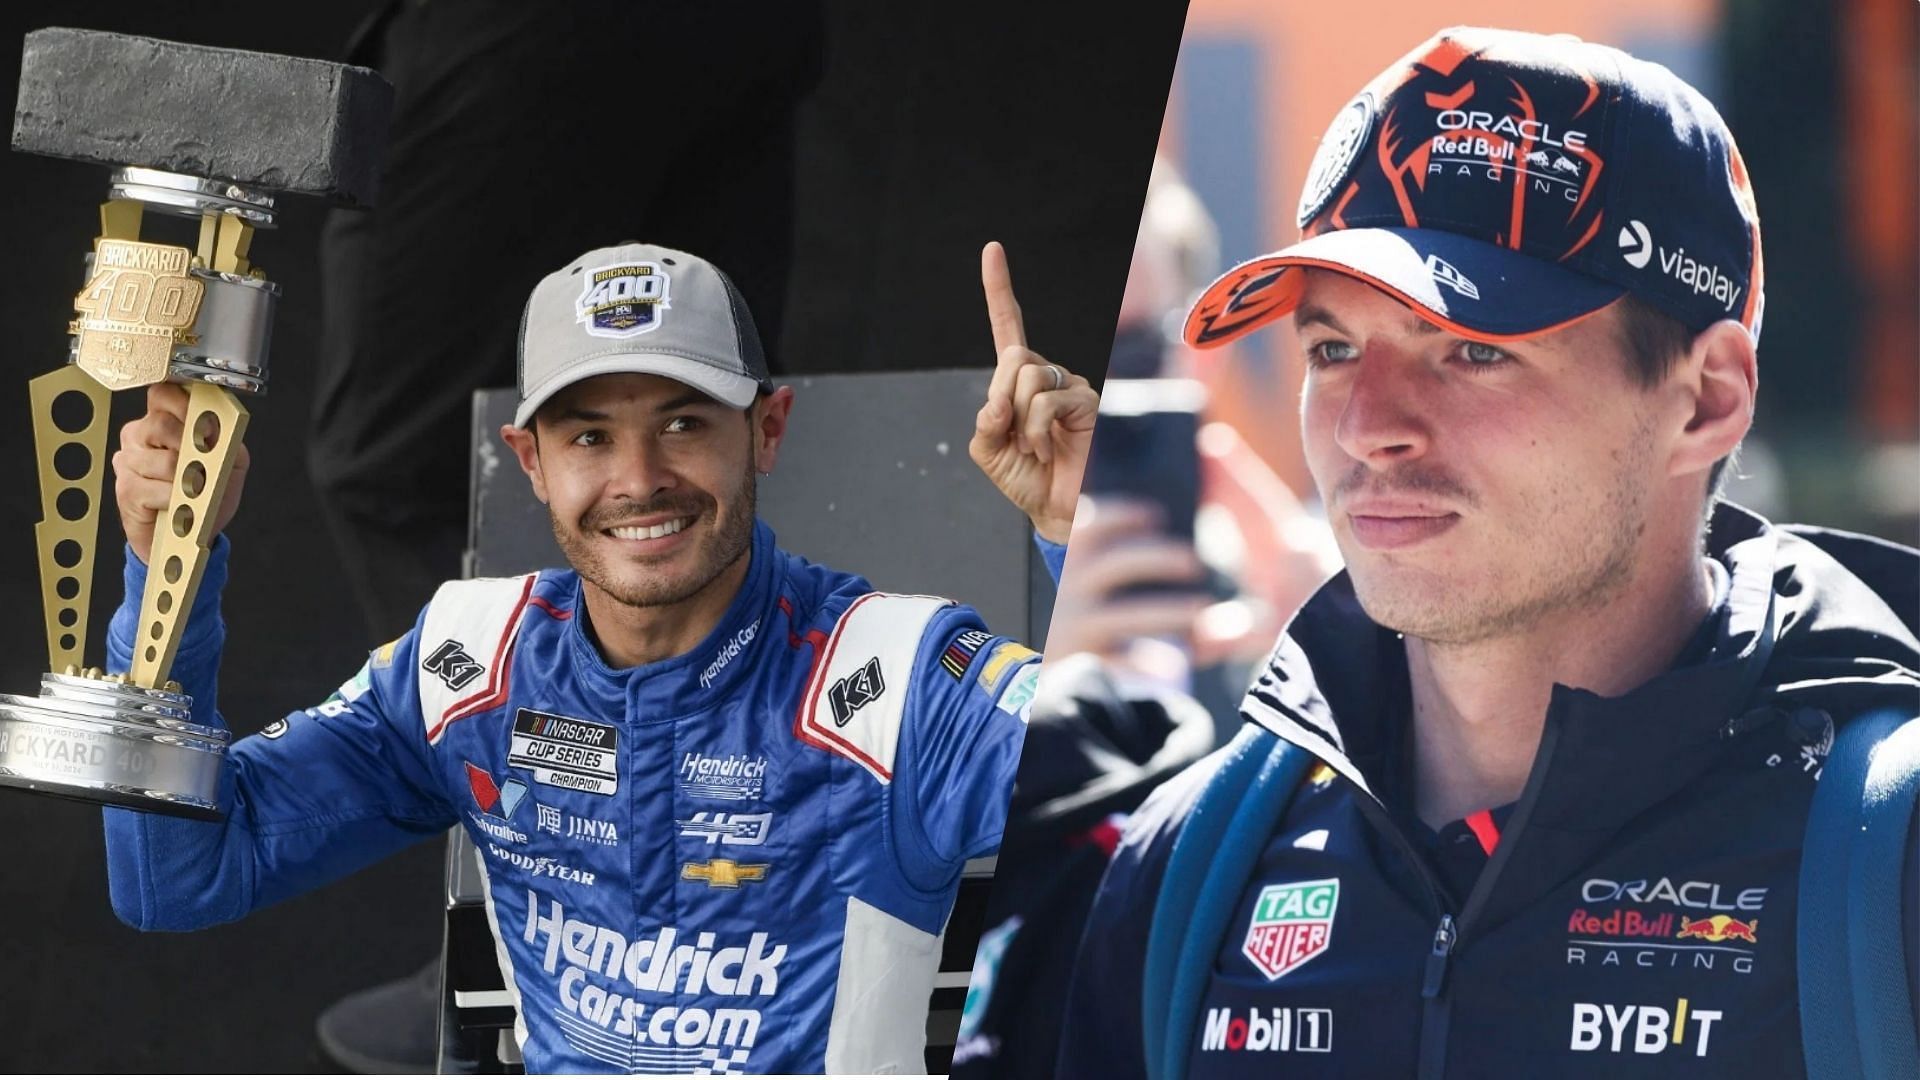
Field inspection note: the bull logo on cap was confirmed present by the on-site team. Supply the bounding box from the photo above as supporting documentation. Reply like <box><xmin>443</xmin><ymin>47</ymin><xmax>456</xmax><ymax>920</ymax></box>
<box><xmin>1306</xmin><ymin>34</ymin><xmax>1611</xmax><ymax>263</ymax></box>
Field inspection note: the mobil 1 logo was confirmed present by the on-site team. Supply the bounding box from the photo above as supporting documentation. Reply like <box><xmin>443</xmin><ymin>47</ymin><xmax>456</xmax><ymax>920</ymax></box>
<box><xmin>509</xmin><ymin>708</ymin><xmax>619</xmax><ymax>796</ymax></box>
<box><xmin>1200</xmin><ymin>1006</ymin><xmax>1333</xmax><ymax>1055</ymax></box>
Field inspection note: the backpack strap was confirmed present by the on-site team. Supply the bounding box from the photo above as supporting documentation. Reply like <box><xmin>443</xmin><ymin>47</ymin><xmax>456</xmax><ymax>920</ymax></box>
<box><xmin>1799</xmin><ymin>708</ymin><xmax>1920</xmax><ymax>1080</ymax></box>
<box><xmin>1145</xmin><ymin>725</ymin><xmax>1312</xmax><ymax>1080</ymax></box>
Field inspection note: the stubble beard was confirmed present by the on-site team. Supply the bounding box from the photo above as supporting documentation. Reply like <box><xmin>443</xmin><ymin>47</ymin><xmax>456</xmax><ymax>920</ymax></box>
<box><xmin>1348</xmin><ymin>420</ymin><xmax>1655</xmax><ymax>648</ymax></box>
<box><xmin>553</xmin><ymin>467</ymin><xmax>758</xmax><ymax>609</ymax></box>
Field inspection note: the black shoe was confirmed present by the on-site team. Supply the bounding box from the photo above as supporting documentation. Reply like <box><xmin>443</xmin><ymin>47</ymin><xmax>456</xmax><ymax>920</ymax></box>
<box><xmin>316</xmin><ymin>959</ymin><xmax>463</xmax><ymax>1074</ymax></box>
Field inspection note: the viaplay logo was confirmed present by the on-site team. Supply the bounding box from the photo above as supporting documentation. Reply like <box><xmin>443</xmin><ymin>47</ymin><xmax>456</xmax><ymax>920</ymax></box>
<box><xmin>1616</xmin><ymin>219</ymin><xmax>1744</xmax><ymax>313</ymax></box>
<box><xmin>1618</xmin><ymin>221</ymin><xmax>1654</xmax><ymax>269</ymax></box>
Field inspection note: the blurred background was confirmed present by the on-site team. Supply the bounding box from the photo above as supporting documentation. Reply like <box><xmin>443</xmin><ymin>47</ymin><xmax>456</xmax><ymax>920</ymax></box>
<box><xmin>1165</xmin><ymin>0</ymin><xmax>1916</xmax><ymax>552</ymax></box>
<box><xmin>953</xmin><ymin>6</ymin><xmax>1916</xmax><ymax>1073</ymax></box>
<box><xmin>1052</xmin><ymin>0</ymin><xmax>1917</xmax><ymax>726</ymax></box>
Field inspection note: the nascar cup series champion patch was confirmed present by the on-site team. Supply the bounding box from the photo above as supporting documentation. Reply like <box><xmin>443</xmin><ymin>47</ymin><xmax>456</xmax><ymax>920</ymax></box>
<box><xmin>577</xmin><ymin>261</ymin><xmax>670</xmax><ymax>337</ymax></box>
<box><xmin>1242</xmin><ymin>878</ymin><xmax>1340</xmax><ymax>980</ymax></box>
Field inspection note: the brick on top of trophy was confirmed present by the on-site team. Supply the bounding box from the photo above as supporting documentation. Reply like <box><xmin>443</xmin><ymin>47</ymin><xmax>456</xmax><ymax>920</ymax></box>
<box><xmin>11</xmin><ymin>27</ymin><xmax>395</xmax><ymax>208</ymax></box>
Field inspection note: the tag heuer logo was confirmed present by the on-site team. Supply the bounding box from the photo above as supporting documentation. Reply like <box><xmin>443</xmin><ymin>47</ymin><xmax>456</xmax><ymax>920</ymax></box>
<box><xmin>1243</xmin><ymin>878</ymin><xmax>1339</xmax><ymax>981</ymax></box>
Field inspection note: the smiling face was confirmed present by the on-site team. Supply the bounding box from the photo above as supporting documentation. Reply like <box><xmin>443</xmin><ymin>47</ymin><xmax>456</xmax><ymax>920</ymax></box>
<box><xmin>1295</xmin><ymin>270</ymin><xmax>1670</xmax><ymax>645</ymax></box>
<box><xmin>504</xmin><ymin>373</ymin><xmax>780</xmax><ymax>610</ymax></box>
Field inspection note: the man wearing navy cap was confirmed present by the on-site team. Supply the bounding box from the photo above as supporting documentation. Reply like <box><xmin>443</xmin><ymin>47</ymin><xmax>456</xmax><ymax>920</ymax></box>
<box><xmin>1054</xmin><ymin>26</ymin><xmax>1918</xmax><ymax>1079</ymax></box>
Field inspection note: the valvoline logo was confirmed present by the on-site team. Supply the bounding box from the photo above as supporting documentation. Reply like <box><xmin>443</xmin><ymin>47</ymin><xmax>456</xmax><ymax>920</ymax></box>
<box><xmin>467</xmin><ymin>761</ymin><xmax>528</xmax><ymax>821</ymax></box>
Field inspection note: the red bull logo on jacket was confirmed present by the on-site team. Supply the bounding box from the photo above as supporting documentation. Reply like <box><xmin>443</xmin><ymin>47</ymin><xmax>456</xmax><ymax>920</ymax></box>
<box><xmin>1565</xmin><ymin>908</ymin><xmax>1675</xmax><ymax>939</ymax></box>
<box><xmin>1675</xmin><ymin>915</ymin><xmax>1759</xmax><ymax>944</ymax></box>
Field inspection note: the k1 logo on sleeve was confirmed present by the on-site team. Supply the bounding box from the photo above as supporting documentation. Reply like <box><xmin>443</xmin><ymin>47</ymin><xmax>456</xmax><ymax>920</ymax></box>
<box><xmin>828</xmin><ymin>657</ymin><xmax>886</xmax><ymax>727</ymax></box>
<box><xmin>1243</xmin><ymin>878</ymin><xmax>1340</xmax><ymax>980</ymax></box>
<box><xmin>423</xmin><ymin>640</ymin><xmax>485</xmax><ymax>691</ymax></box>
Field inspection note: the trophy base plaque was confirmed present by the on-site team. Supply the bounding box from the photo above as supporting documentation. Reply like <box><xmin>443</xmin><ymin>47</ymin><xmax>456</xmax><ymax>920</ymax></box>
<box><xmin>0</xmin><ymin>673</ymin><xmax>228</xmax><ymax>820</ymax></box>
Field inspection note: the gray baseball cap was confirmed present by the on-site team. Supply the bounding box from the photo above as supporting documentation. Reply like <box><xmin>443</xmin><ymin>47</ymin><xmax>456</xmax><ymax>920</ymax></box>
<box><xmin>513</xmin><ymin>242</ymin><xmax>774</xmax><ymax>427</ymax></box>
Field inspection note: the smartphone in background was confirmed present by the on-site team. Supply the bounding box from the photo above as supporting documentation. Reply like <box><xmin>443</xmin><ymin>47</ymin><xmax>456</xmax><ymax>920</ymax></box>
<box><xmin>1080</xmin><ymin>378</ymin><xmax>1205</xmax><ymax>542</ymax></box>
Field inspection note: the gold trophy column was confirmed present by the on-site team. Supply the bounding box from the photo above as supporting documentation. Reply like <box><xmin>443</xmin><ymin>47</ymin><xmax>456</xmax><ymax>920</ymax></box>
<box><xmin>28</xmin><ymin>199</ymin><xmax>256</xmax><ymax>691</ymax></box>
<box><xmin>126</xmin><ymin>382</ymin><xmax>248</xmax><ymax>687</ymax></box>
<box><xmin>29</xmin><ymin>365</ymin><xmax>109</xmax><ymax>674</ymax></box>
<box><xmin>125</xmin><ymin>212</ymin><xmax>254</xmax><ymax>689</ymax></box>
<box><xmin>28</xmin><ymin>197</ymin><xmax>148</xmax><ymax>676</ymax></box>
<box><xmin>2</xmin><ymin>26</ymin><xmax>390</xmax><ymax>817</ymax></box>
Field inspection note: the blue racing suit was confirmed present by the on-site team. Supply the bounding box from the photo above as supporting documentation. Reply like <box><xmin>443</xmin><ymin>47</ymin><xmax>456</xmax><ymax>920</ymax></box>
<box><xmin>103</xmin><ymin>519</ymin><xmax>1046</xmax><ymax>1075</ymax></box>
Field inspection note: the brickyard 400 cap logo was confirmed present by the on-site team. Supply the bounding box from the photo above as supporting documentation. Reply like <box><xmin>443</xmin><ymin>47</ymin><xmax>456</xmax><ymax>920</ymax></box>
<box><xmin>1243</xmin><ymin>878</ymin><xmax>1340</xmax><ymax>981</ymax></box>
<box><xmin>577</xmin><ymin>261</ymin><xmax>670</xmax><ymax>338</ymax></box>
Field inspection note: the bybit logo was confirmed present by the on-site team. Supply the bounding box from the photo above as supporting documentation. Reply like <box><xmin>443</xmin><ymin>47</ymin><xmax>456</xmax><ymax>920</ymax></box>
<box><xmin>1570</xmin><ymin>998</ymin><xmax>1724</xmax><ymax>1057</ymax></box>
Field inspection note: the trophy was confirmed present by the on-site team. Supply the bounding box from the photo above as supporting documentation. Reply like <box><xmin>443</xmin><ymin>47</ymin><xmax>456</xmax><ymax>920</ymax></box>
<box><xmin>0</xmin><ymin>28</ymin><xmax>391</xmax><ymax>818</ymax></box>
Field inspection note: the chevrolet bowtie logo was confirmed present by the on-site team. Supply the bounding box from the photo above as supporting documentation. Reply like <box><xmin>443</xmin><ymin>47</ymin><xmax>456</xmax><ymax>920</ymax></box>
<box><xmin>681</xmin><ymin>859</ymin><xmax>770</xmax><ymax>889</ymax></box>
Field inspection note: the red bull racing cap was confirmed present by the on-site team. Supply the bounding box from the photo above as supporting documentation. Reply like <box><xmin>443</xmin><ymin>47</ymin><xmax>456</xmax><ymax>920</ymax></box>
<box><xmin>1183</xmin><ymin>26</ymin><xmax>1765</xmax><ymax>348</ymax></box>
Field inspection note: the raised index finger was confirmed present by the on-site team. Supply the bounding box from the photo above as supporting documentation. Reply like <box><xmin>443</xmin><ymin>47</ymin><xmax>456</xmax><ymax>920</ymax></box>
<box><xmin>981</xmin><ymin>241</ymin><xmax>1027</xmax><ymax>353</ymax></box>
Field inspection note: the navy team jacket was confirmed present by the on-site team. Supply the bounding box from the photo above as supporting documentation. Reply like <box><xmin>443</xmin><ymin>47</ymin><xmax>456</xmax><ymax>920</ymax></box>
<box><xmin>1059</xmin><ymin>505</ymin><xmax>1919</xmax><ymax>1079</ymax></box>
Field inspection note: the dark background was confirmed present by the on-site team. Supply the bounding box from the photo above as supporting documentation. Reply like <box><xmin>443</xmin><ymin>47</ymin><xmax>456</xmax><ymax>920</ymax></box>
<box><xmin>0</xmin><ymin>0</ymin><xmax>1187</xmax><ymax>1070</ymax></box>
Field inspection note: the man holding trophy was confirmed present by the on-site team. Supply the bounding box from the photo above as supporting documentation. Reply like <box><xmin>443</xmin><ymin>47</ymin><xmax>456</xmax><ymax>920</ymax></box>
<box><xmin>0</xmin><ymin>27</ymin><xmax>393</xmax><ymax>816</ymax></box>
<box><xmin>0</xmin><ymin>27</ymin><xmax>1093</xmax><ymax>1073</ymax></box>
<box><xmin>95</xmin><ymin>238</ymin><xmax>1090</xmax><ymax>1074</ymax></box>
